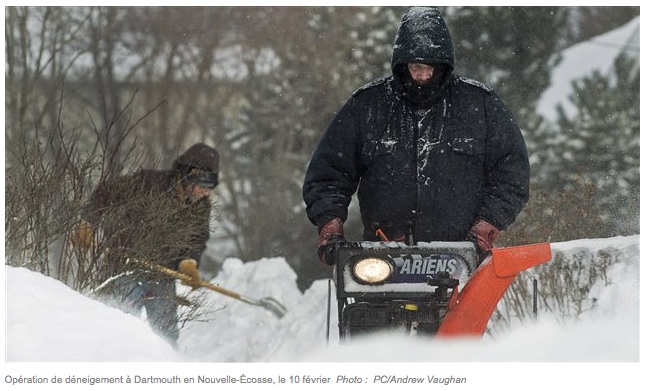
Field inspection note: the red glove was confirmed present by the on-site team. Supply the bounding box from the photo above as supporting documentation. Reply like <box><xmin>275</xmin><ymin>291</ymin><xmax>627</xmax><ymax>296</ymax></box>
<box><xmin>468</xmin><ymin>219</ymin><xmax>500</xmax><ymax>255</ymax></box>
<box><xmin>317</xmin><ymin>217</ymin><xmax>346</xmax><ymax>266</ymax></box>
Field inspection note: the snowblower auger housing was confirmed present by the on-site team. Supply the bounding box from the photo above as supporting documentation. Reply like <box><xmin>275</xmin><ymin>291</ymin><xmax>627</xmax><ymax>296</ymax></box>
<box><xmin>333</xmin><ymin>241</ymin><xmax>477</xmax><ymax>340</ymax></box>
<box><xmin>332</xmin><ymin>241</ymin><xmax>552</xmax><ymax>340</ymax></box>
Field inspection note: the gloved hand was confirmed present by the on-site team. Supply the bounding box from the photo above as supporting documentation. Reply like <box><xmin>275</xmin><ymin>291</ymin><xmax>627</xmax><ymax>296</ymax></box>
<box><xmin>317</xmin><ymin>217</ymin><xmax>346</xmax><ymax>266</ymax></box>
<box><xmin>468</xmin><ymin>219</ymin><xmax>500</xmax><ymax>262</ymax></box>
<box><xmin>177</xmin><ymin>258</ymin><xmax>202</xmax><ymax>289</ymax></box>
<box><xmin>70</xmin><ymin>220</ymin><xmax>94</xmax><ymax>252</ymax></box>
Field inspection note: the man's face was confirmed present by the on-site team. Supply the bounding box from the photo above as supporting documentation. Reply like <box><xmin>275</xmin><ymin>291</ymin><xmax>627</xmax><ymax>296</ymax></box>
<box><xmin>186</xmin><ymin>183</ymin><xmax>211</xmax><ymax>204</ymax></box>
<box><xmin>182</xmin><ymin>168</ymin><xmax>218</xmax><ymax>203</ymax></box>
<box><xmin>408</xmin><ymin>63</ymin><xmax>435</xmax><ymax>85</ymax></box>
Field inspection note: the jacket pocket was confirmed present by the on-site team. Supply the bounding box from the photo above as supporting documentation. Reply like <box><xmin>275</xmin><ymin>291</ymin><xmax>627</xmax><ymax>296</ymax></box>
<box><xmin>450</xmin><ymin>136</ymin><xmax>484</xmax><ymax>156</ymax></box>
<box><xmin>449</xmin><ymin>133</ymin><xmax>485</xmax><ymax>186</ymax></box>
<box><xmin>364</xmin><ymin>138</ymin><xmax>397</xmax><ymax>184</ymax></box>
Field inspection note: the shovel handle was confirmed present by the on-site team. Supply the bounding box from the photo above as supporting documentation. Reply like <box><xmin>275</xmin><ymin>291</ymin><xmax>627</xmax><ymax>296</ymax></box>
<box><xmin>141</xmin><ymin>260</ymin><xmax>244</xmax><ymax>300</ymax></box>
<box><xmin>139</xmin><ymin>259</ymin><xmax>285</xmax><ymax>317</ymax></box>
<box><xmin>199</xmin><ymin>280</ymin><xmax>245</xmax><ymax>301</ymax></box>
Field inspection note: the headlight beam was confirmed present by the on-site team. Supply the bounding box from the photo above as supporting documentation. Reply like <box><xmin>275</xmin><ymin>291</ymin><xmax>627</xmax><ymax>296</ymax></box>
<box><xmin>352</xmin><ymin>257</ymin><xmax>394</xmax><ymax>285</ymax></box>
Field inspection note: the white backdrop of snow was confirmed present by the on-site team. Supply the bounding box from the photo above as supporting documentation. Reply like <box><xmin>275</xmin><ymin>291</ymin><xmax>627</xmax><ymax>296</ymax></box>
<box><xmin>2</xmin><ymin>235</ymin><xmax>642</xmax><ymax>390</ymax></box>
<box><xmin>5</xmin><ymin>235</ymin><xmax>640</xmax><ymax>363</ymax></box>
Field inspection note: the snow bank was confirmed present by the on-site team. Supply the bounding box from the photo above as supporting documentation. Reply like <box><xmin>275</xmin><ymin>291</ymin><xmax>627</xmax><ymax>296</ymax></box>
<box><xmin>2</xmin><ymin>235</ymin><xmax>641</xmax><ymax>390</ymax></box>
<box><xmin>4</xmin><ymin>235</ymin><xmax>639</xmax><ymax>363</ymax></box>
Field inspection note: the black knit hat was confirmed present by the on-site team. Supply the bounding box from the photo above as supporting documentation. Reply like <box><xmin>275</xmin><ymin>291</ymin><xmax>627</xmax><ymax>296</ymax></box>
<box><xmin>173</xmin><ymin>143</ymin><xmax>219</xmax><ymax>174</ymax></box>
<box><xmin>173</xmin><ymin>143</ymin><xmax>220</xmax><ymax>188</ymax></box>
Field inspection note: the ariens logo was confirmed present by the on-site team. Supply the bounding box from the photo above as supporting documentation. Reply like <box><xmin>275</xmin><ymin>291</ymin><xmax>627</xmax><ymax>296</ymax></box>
<box><xmin>393</xmin><ymin>254</ymin><xmax>460</xmax><ymax>275</ymax></box>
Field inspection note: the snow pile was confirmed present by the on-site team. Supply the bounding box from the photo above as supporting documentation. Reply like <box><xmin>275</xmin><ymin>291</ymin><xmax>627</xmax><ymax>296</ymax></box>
<box><xmin>6</xmin><ymin>266</ymin><xmax>182</xmax><ymax>362</ymax></box>
<box><xmin>4</xmin><ymin>235</ymin><xmax>639</xmax><ymax>363</ymax></box>
<box><xmin>178</xmin><ymin>257</ymin><xmax>305</xmax><ymax>362</ymax></box>
<box><xmin>3</xmin><ymin>235</ymin><xmax>641</xmax><ymax>390</ymax></box>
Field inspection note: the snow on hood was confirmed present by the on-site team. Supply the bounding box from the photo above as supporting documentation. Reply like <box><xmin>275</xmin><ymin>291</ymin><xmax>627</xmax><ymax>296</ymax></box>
<box><xmin>392</xmin><ymin>7</ymin><xmax>455</xmax><ymax>71</ymax></box>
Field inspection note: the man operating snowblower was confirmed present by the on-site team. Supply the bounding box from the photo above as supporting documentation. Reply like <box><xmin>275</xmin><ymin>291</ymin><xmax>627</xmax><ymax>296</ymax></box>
<box><xmin>302</xmin><ymin>7</ymin><xmax>539</xmax><ymax>340</ymax></box>
<box><xmin>72</xmin><ymin>143</ymin><xmax>219</xmax><ymax>347</ymax></box>
<box><xmin>303</xmin><ymin>6</ymin><xmax>530</xmax><ymax>265</ymax></box>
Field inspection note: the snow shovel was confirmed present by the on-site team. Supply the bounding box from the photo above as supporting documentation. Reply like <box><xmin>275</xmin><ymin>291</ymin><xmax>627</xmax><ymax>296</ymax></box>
<box><xmin>143</xmin><ymin>260</ymin><xmax>287</xmax><ymax>319</ymax></box>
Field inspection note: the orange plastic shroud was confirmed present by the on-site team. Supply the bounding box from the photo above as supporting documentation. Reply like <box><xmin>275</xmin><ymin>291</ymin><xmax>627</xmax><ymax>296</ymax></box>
<box><xmin>436</xmin><ymin>243</ymin><xmax>552</xmax><ymax>338</ymax></box>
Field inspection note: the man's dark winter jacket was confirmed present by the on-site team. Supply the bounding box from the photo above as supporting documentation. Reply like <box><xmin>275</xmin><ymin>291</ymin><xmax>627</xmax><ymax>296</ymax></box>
<box><xmin>302</xmin><ymin>7</ymin><xmax>529</xmax><ymax>242</ymax></box>
<box><xmin>86</xmin><ymin>143</ymin><xmax>218</xmax><ymax>273</ymax></box>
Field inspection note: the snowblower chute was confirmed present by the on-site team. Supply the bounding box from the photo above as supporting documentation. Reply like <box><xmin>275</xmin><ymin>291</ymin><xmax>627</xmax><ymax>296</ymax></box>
<box><xmin>436</xmin><ymin>243</ymin><xmax>552</xmax><ymax>337</ymax></box>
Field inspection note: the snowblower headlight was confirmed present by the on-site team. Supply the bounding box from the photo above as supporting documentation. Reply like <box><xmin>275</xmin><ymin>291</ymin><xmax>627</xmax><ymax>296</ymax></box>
<box><xmin>352</xmin><ymin>257</ymin><xmax>394</xmax><ymax>285</ymax></box>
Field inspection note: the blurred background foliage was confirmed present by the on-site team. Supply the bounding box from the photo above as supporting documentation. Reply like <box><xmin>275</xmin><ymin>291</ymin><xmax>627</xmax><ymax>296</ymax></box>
<box><xmin>5</xmin><ymin>6</ymin><xmax>639</xmax><ymax>290</ymax></box>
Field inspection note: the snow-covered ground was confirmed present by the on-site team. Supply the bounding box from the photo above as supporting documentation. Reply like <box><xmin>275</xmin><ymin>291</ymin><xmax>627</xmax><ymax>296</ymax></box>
<box><xmin>2</xmin><ymin>235</ymin><xmax>642</xmax><ymax>390</ymax></box>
